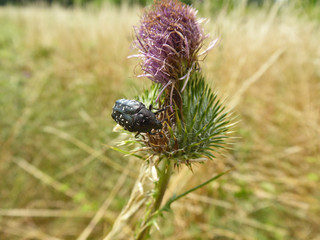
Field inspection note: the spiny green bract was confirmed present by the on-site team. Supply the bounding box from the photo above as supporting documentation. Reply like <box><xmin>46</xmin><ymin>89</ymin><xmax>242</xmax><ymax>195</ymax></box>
<box><xmin>168</xmin><ymin>73</ymin><xmax>231</xmax><ymax>161</ymax></box>
<box><xmin>136</xmin><ymin>73</ymin><xmax>232</xmax><ymax>164</ymax></box>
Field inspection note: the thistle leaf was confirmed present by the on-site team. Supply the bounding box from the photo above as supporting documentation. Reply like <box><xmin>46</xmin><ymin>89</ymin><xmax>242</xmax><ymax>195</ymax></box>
<box><xmin>161</xmin><ymin>170</ymin><xmax>231</xmax><ymax>211</ymax></box>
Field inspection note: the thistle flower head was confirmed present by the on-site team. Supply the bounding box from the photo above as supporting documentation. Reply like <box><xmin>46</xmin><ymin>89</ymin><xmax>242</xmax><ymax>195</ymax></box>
<box><xmin>135</xmin><ymin>0</ymin><xmax>206</xmax><ymax>89</ymax></box>
<box><xmin>114</xmin><ymin>0</ymin><xmax>231</xmax><ymax>168</ymax></box>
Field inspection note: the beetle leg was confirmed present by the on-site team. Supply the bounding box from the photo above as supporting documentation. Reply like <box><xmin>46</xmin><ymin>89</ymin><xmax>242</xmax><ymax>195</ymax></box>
<box><xmin>149</xmin><ymin>104</ymin><xmax>173</xmax><ymax>114</ymax></box>
<box><xmin>154</xmin><ymin>105</ymin><xmax>172</xmax><ymax>115</ymax></box>
<box><xmin>154</xmin><ymin>108</ymin><xmax>165</xmax><ymax>115</ymax></box>
<box><xmin>149</xmin><ymin>105</ymin><xmax>162</xmax><ymax>111</ymax></box>
<box><xmin>135</xmin><ymin>132</ymin><xmax>141</xmax><ymax>138</ymax></box>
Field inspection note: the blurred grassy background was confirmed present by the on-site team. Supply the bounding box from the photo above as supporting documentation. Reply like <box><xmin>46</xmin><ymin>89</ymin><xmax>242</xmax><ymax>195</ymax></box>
<box><xmin>0</xmin><ymin>1</ymin><xmax>320</xmax><ymax>239</ymax></box>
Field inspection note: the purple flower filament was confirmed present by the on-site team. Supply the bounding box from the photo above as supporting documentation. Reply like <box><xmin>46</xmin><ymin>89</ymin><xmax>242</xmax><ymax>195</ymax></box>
<box><xmin>134</xmin><ymin>0</ymin><xmax>206</xmax><ymax>110</ymax></box>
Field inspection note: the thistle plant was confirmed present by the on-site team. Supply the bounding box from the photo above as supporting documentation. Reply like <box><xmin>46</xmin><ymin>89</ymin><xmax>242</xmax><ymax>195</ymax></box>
<box><xmin>105</xmin><ymin>1</ymin><xmax>233</xmax><ymax>240</ymax></box>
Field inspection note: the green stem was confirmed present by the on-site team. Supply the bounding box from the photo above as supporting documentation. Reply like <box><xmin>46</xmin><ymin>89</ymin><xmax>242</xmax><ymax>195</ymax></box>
<box><xmin>160</xmin><ymin>170</ymin><xmax>230</xmax><ymax>212</ymax></box>
<box><xmin>136</xmin><ymin>158</ymin><xmax>172</xmax><ymax>240</ymax></box>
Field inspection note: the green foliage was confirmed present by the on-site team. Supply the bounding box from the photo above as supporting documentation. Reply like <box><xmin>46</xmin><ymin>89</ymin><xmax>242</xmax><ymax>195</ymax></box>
<box><xmin>0</xmin><ymin>0</ymin><xmax>153</xmax><ymax>6</ymax></box>
<box><xmin>1</xmin><ymin>0</ymin><xmax>319</xmax><ymax>17</ymax></box>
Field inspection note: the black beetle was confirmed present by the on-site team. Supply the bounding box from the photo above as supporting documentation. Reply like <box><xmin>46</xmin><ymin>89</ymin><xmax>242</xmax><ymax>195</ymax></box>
<box><xmin>111</xmin><ymin>99</ymin><xmax>163</xmax><ymax>136</ymax></box>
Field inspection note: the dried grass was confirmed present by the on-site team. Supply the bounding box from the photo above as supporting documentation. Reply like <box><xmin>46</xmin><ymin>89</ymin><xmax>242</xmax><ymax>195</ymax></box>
<box><xmin>0</xmin><ymin>2</ymin><xmax>319</xmax><ymax>240</ymax></box>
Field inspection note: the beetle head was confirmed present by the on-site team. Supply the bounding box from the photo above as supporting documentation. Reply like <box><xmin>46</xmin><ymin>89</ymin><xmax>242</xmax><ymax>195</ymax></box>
<box><xmin>135</xmin><ymin>109</ymin><xmax>162</xmax><ymax>132</ymax></box>
<box><xmin>153</xmin><ymin>119</ymin><xmax>162</xmax><ymax>130</ymax></box>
